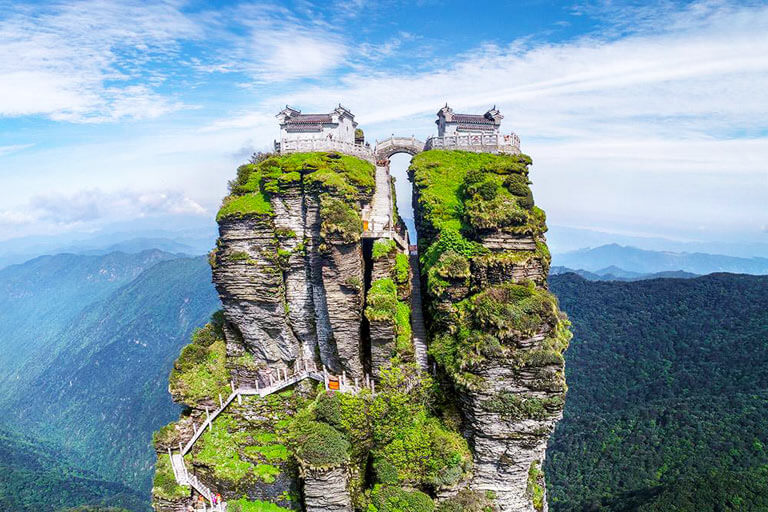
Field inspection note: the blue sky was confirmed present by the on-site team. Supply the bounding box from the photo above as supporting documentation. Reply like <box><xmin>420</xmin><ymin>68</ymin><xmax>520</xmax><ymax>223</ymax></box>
<box><xmin>0</xmin><ymin>0</ymin><xmax>766</xmax><ymax>253</ymax></box>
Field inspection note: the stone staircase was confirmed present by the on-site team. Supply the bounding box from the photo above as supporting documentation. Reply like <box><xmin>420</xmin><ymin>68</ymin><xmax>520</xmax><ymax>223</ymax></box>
<box><xmin>167</xmin><ymin>360</ymin><xmax>376</xmax><ymax>509</ymax></box>
<box><xmin>362</xmin><ymin>165</ymin><xmax>408</xmax><ymax>251</ymax></box>
<box><xmin>409</xmin><ymin>252</ymin><xmax>429</xmax><ymax>371</ymax></box>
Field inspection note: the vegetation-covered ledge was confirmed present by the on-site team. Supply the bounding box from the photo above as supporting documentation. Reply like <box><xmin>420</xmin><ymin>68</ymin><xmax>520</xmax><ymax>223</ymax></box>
<box><xmin>217</xmin><ymin>152</ymin><xmax>375</xmax><ymax>222</ymax></box>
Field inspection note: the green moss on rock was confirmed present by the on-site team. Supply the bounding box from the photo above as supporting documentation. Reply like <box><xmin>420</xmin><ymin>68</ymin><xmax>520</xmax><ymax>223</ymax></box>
<box><xmin>368</xmin><ymin>484</ymin><xmax>435</xmax><ymax>512</ymax></box>
<box><xmin>152</xmin><ymin>454</ymin><xmax>189</xmax><ymax>501</ymax></box>
<box><xmin>320</xmin><ymin>197</ymin><xmax>363</xmax><ymax>244</ymax></box>
<box><xmin>393</xmin><ymin>253</ymin><xmax>409</xmax><ymax>285</ymax></box>
<box><xmin>227</xmin><ymin>497</ymin><xmax>293</xmax><ymax>512</ymax></box>
<box><xmin>217</xmin><ymin>152</ymin><xmax>374</xmax><ymax>222</ymax></box>
<box><xmin>373</xmin><ymin>238</ymin><xmax>397</xmax><ymax>260</ymax></box>
<box><xmin>429</xmin><ymin>281</ymin><xmax>570</xmax><ymax>389</ymax></box>
<box><xmin>436</xmin><ymin>489</ymin><xmax>498</xmax><ymax>512</ymax></box>
<box><xmin>366</xmin><ymin>278</ymin><xmax>399</xmax><ymax>322</ymax></box>
<box><xmin>169</xmin><ymin>321</ymin><xmax>231</xmax><ymax>405</ymax></box>
<box><xmin>527</xmin><ymin>461</ymin><xmax>545</xmax><ymax>511</ymax></box>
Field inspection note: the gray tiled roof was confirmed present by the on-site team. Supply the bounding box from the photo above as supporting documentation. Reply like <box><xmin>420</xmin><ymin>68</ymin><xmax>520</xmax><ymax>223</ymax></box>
<box><xmin>286</xmin><ymin>124</ymin><xmax>324</xmax><ymax>132</ymax></box>
<box><xmin>284</xmin><ymin>114</ymin><xmax>333</xmax><ymax>124</ymax></box>
<box><xmin>452</xmin><ymin>113</ymin><xmax>495</xmax><ymax>124</ymax></box>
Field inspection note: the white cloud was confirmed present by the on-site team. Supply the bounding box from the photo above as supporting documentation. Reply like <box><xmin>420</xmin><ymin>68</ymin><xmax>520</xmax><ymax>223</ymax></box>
<box><xmin>249</xmin><ymin>2</ymin><xmax>768</xmax><ymax>142</ymax></box>
<box><xmin>0</xmin><ymin>0</ymin><xmax>198</xmax><ymax>121</ymax></box>
<box><xmin>0</xmin><ymin>144</ymin><xmax>33</xmax><ymax>157</ymax></box>
<box><xmin>254</xmin><ymin>32</ymin><xmax>348</xmax><ymax>80</ymax></box>
<box><xmin>193</xmin><ymin>4</ymin><xmax>350</xmax><ymax>81</ymax></box>
<box><xmin>0</xmin><ymin>189</ymin><xmax>207</xmax><ymax>233</ymax></box>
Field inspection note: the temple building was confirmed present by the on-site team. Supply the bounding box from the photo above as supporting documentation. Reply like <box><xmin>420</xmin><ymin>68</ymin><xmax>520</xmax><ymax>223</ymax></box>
<box><xmin>276</xmin><ymin>105</ymin><xmax>358</xmax><ymax>144</ymax></box>
<box><xmin>436</xmin><ymin>104</ymin><xmax>504</xmax><ymax>136</ymax></box>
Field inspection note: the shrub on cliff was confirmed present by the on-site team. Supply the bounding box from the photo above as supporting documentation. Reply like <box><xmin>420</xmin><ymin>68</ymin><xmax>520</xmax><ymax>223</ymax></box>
<box><xmin>152</xmin><ymin>454</ymin><xmax>189</xmax><ymax>501</ymax></box>
<box><xmin>394</xmin><ymin>253</ymin><xmax>409</xmax><ymax>285</ymax></box>
<box><xmin>320</xmin><ymin>197</ymin><xmax>363</xmax><ymax>244</ymax></box>
<box><xmin>373</xmin><ymin>238</ymin><xmax>397</xmax><ymax>259</ymax></box>
<box><xmin>429</xmin><ymin>281</ymin><xmax>570</xmax><ymax>389</ymax></box>
<box><xmin>169</xmin><ymin>319</ymin><xmax>230</xmax><ymax>404</ymax></box>
<box><xmin>290</xmin><ymin>414</ymin><xmax>350</xmax><ymax>468</ymax></box>
<box><xmin>436</xmin><ymin>489</ymin><xmax>498</xmax><ymax>512</ymax></box>
<box><xmin>368</xmin><ymin>485</ymin><xmax>435</xmax><ymax>512</ymax></box>
<box><xmin>366</xmin><ymin>278</ymin><xmax>399</xmax><ymax>322</ymax></box>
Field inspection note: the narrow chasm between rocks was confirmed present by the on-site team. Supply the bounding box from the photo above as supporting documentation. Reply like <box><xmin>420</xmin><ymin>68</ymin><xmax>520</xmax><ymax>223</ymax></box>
<box><xmin>360</xmin><ymin>237</ymin><xmax>374</xmax><ymax>376</ymax></box>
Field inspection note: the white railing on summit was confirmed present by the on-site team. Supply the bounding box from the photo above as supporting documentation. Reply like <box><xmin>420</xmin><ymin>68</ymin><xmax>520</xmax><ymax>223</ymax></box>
<box><xmin>425</xmin><ymin>132</ymin><xmax>521</xmax><ymax>153</ymax></box>
<box><xmin>275</xmin><ymin>138</ymin><xmax>374</xmax><ymax>161</ymax></box>
<box><xmin>168</xmin><ymin>359</ymin><xmax>376</xmax><ymax>509</ymax></box>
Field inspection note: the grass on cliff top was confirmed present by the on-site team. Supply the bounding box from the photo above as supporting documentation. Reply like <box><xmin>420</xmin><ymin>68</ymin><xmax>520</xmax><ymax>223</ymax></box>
<box><xmin>217</xmin><ymin>152</ymin><xmax>375</xmax><ymax>221</ymax></box>
<box><xmin>410</xmin><ymin>150</ymin><xmax>549</xmax><ymax>300</ymax></box>
<box><xmin>191</xmin><ymin>412</ymin><xmax>286</xmax><ymax>484</ymax></box>
<box><xmin>410</xmin><ymin>150</ymin><xmax>531</xmax><ymax>233</ymax></box>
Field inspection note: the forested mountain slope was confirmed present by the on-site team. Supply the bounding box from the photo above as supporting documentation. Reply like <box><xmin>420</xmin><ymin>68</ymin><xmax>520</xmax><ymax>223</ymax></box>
<box><xmin>0</xmin><ymin>425</ymin><xmax>147</xmax><ymax>511</ymax></box>
<box><xmin>547</xmin><ymin>273</ymin><xmax>768</xmax><ymax>511</ymax></box>
<box><xmin>0</xmin><ymin>254</ymin><xmax>219</xmax><ymax>511</ymax></box>
<box><xmin>0</xmin><ymin>250</ymin><xmax>178</xmax><ymax>393</ymax></box>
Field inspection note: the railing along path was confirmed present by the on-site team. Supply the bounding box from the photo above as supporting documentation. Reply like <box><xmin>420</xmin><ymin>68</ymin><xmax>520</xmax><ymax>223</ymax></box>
<box><xmin>167</xmin><ymin>359</ymin><xmax>376</xmax><ymax>510</ymax></box>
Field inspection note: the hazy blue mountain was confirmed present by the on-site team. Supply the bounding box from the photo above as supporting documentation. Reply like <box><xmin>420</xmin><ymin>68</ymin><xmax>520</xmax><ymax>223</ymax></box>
<box><xmin>74</xmin><ymin>237</ymin><xmax>196</xmax><ymax>256</ymax></box>
<box><xmin>0</xmin><ymin>250</ymin><xmax>179</xmax><ymax>393</ymax></box>
<box><xmin>547</xmin><ymin>225</ymin><xmax>768</xmax><ymax>258</ymax></box>
<box><xmin>553</xmin><ymin>244</ymin><xmax>768</xmax><ymax>275</ymax></box>
<box><xmin>5</xmin><ymin>256</ymin><xmax>220</xmax><ymax>492</ymax></box>
<box><xmin>0</xmin><ymin>218</ymin><xmax>217</xmax><ymax>269</ymax></box>
<box><xmin>550</xmin><ymin>265</ymin><xmax>699</xmax><ymax>281</ymax></box>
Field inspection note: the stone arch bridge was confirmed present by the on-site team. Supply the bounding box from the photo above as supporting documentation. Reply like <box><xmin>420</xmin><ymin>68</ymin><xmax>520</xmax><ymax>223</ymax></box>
<box><xmin>374</xmin><ymin>136</ymin><xmax>425</xmax><ymax>161</ymax></box>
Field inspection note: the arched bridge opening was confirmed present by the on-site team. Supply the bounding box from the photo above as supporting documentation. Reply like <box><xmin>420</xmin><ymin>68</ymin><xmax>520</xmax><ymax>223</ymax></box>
<box><xmin>374</xmin><ymin>136</ymin><xmax>424</xmax><ymax>163</ymax></box>
<box><xmin>373</xmin><ymin>136</ymin><xmax>425</xmax><ymax>245</ymax></box>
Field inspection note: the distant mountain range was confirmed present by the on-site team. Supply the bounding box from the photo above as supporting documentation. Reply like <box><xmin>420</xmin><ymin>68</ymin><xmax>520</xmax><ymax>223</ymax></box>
<box><xmin>553</xmin><ymin>244</ymin><xmax>768</xmax><ymax>275</ymax></box>
<box><xmin>550</xmin><ymin>265</ymin><xmax>699</xmax><ymax>281</ymax></box>
<box><xmin>546</xmin><ymin>225</ymin><xmax>768</xmax><ymax>259</ymax></box>
<box><xmin>0</xmin><ymin>250</ymin><xmax>220</xmax><ymax>511</ymax></box>
<box><xmin>0</xmin><ymin>220</ymin><xmax>217</xmax><ymax>270</ymax></box>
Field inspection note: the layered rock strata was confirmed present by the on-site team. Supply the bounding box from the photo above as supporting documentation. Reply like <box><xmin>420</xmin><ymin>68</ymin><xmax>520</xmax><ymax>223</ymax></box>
<box><xmin>411</xmin><ymin>150</ymin><xmax>570</xmax><ymax>512</ymax></box>
<box><xmin>212</xmin><ymin>159</ymin><xmax>372</xmax><ymax>379</ymax></box>
<box><xmin>301</xmin><ymin>467</ymin><xmax>353</xmax><ymax>512</ymax></box>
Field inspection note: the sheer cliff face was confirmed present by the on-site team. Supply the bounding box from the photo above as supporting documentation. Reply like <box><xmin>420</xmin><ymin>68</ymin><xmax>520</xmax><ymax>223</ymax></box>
<box><xmin>411</xmin><ymin>151</ymin><xmax>570</xmax><ymax>512</ymax></box>
<box><xmin>212</xmin><ymin>154</ymin><xmax>374</xmax><ymax>379</ymax></box>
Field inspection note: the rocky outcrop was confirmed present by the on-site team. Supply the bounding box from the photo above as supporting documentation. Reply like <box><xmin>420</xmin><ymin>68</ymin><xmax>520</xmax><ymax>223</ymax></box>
<box><xmin>411</xmin><ymin>150</ymin><xmax>569</xmax><ymax>512</ymax></box>
<box><xmin>154</xmin><ymin>148</ymin><xmax>567</xmax><ymax>512</ymax></box>
<box><xmin>213</xmin><ymin>180</ymin><xmax>369</xmax><ymax>378</ymax></box>
<box><xmin>369</xmin><ymin>318</ymin><xmax>396</xmax><ymax>379</ymax></box>
<box><xmin>302</xmin><ymin>466</ymin><xmax>353</xmax><ymax>512</ymax></box>
<box><xmin>368</xmin><ymin>247</ymin><xmax>398</xmax><ymax>379</ymax></box>
<box><xmin>322</xmin><ymin>243</ymin><xmax>365</xmax><ymax>378</ymax></box>
<box><xmin>214</xmin><ymin>215</ymin><xmax>301</xmax><ymax>366</ymax></box>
